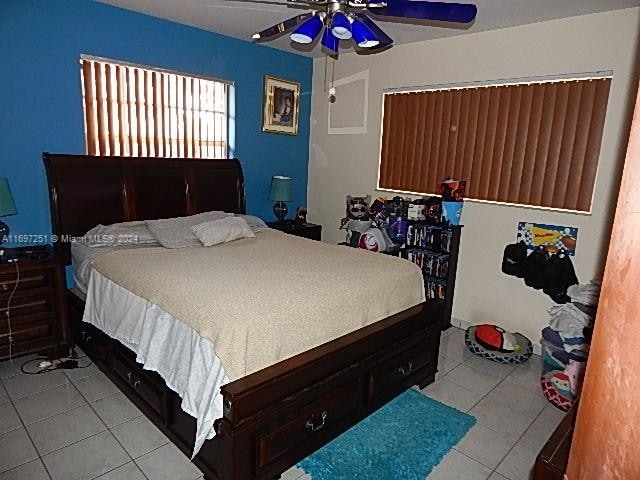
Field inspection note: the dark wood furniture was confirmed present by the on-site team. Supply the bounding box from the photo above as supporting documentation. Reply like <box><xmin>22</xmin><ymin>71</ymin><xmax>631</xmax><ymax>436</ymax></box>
<box><xmin>532</xmin><ymin>404</ymin><xmax>577</xmax><ymax>480</ymax></box>
<box><xmin>44</xmin><ymin>153</ymin><xmax>441</xmax><ymax>480</ymax></box>
<box><xmin>340</xmin><ymin>223</ymin><xmax>462</xmax><ymax>330</ymax></box>
<box><xmin>267</xmin><ymin>221</ymin><xmax>322</xmax><ymax>241</ymax></box>
<box><xmin>0</xmin><ymin>245</ymin><xmax>70</xmax><ymax>360</ymax></box>
<box><xmin>398</xmin><ymin>223</ymin><xmax>463</xmax><ymax>331</ymax></box>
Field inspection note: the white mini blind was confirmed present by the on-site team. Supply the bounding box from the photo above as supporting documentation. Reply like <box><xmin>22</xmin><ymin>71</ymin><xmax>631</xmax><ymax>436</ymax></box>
<box><xmin>80</xmin><ymin>58</ymin><xmax>228</xmax><ymax>159</ymax></box>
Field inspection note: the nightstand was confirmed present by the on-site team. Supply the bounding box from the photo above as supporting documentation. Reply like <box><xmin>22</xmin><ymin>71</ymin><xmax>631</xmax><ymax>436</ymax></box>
<box><xmin>267</xmin><ymin>221</ymin><xmax>322</xmax><ymax>241</ymax></box>
<box><xmin>0</xmin><ymin>245</ymin><xmax>70</xmax><ymax>360</ymax></box>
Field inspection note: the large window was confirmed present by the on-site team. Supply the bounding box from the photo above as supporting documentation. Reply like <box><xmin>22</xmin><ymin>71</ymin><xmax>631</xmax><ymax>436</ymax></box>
<box><xmin>80</xmin><ymin>56</ymin><xmax>229</xmax><ymax>159</ymax></box>
<box><xmin>378</xmin><ymin>75</ymin><xmax>612</xmax><ymax>212</ymax></box>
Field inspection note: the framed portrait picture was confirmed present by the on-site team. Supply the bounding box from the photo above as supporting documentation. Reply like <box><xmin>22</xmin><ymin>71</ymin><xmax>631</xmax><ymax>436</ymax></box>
<box><xmin>262</xmin><ymin>75</ymin><xmax>300</xmax><ymax>135</ymax></box>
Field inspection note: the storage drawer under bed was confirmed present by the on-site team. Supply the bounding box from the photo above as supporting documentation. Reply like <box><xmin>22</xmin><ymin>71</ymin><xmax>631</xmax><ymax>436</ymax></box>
<box><xmin>256</xmin><ymin>379</ymin><xmax>361</xmax><ymax>471</ymax></box>
<box><xmin>112</xmin><ymin>347</ymin><xmax>167</xmax><ymax>419</ymax></box>
<box><xmin>367</xmin><ymin>334</ymin><xmax>438</xmax><ymax>402</ymax></box>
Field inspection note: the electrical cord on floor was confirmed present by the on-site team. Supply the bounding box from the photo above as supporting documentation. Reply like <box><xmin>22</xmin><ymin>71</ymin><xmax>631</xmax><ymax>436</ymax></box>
<box><xmin>2</xmin><ymin>257</ymin><xmax>92</xmax><ymax>376</ymax></box>
<box><xmin>20</xmin><ymin>348</ymin><xmax>94</xmax><ymax>375</ymax></box>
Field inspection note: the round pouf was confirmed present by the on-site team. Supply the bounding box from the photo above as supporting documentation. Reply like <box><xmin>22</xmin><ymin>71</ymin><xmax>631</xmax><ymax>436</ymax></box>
<box><xmin>465</xmin><ymin>326</ymin><xmax>533</xmax><ymax>364</ymax></box>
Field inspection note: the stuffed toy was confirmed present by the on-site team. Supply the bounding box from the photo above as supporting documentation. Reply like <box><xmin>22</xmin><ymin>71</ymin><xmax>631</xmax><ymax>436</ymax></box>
<box><xmin>340</xmin><ymin>195</ymin><xmax>371</xmax><ymax>230</ymax></box>
<box><xmin>346</xmin><ymin>195</ymin><xmax>370</xmax><ymax>220</ymax></box>
<box><xmin>550</xmin><ymin>372</ymin><xmax>572</xmax><ymax>398</ymax></box>
<box><xmin>358</xmin><ymin>228</ymin><xmax>387</xmax><ymax>252</ymax></box>
<box><xmin>558</xmin><ymin>360</ymin><xmax>586</xmax><ymax>397</ymax></box>
<box><xmin>475</xmin><ymin>324</ymin><xmax>522</xmax><ymax>353</ymax></box>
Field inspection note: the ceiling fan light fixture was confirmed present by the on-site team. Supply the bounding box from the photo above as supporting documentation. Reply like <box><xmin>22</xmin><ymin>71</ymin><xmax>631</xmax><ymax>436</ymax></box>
<box><xmin>351</xmin><ymin>18</ymin><xmax>379</xmax><ymax>48</ymax></box>
<box><xmin>331</xmin><ymin>11</ymin><xmax>352</xmax><ymax>40</ymax></box>
<box><xmin>321</xmin><ymin>27</ymin><xmax>340</xmax><ymax>53</ymax></box>
<box><xmin>290</xmin><ymin>14</ymin><xmax>323</xmax><ymax>44</ymax></box>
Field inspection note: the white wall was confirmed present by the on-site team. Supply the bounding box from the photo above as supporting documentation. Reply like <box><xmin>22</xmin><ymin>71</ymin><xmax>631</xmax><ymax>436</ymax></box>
<box><xmin>307</xmin><ymin>8</ymin><xmax>640</xmax><ymax>343</ymax></box>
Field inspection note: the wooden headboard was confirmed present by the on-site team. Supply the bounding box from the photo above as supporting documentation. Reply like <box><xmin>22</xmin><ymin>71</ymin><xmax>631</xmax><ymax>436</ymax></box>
<box><xmin>43</xmin><ymin>153</ymin><xmax>245</xmax><ymax>264</ymax></box>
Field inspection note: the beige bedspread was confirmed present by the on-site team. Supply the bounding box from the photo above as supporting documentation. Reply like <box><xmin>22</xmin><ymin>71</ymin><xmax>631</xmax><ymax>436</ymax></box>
<box><xmin>91</xmin><ymin>229</ymin><xmax>425</xmax><ymax>380</ymax></box>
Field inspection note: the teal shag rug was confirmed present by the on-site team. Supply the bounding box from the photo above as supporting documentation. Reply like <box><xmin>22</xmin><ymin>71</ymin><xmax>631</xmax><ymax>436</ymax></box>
<box><xmin>298</xmin><ymin>389</ymin><xmax>476</xmax><ymax>480</ymax></box>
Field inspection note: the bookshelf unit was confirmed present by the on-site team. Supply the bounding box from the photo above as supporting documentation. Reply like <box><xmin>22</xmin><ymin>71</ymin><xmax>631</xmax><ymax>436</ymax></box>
<box><xmin>393</xmin><ymin>223</ymin><xmax>463</xmax><ymax>331</ymax></box>
<box><xmin>340</xmin><ymin>223</ymin><xmax>462</xmax><ymax>330</ymax></box>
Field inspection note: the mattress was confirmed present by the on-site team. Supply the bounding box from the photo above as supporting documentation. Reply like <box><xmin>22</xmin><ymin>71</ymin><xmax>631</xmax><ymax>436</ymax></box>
<box><xmin>71</xmin><ymin>241</ymin><xmax>153</xmax><ymax>294</ymax></box>
<box><xmin>80</xmin><ymin>230</ymin><xmax>425</xmax><ymax>457</ymax></box>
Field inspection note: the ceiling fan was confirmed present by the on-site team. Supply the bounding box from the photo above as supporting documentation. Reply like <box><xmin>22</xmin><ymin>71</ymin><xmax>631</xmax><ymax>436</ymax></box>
<box><xmin>246</xmin><ymin>0</ymin><xmax>478</xmax><ymax>56</ymax></box>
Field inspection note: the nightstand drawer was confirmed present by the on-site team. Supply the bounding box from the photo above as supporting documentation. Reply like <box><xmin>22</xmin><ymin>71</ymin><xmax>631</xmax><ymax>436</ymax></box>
<box><xmin>0</xmin><ymin>269</ymin><xmax>52</xmax><ymax>293</ymax></box>
<box><xmin>4</xmin><ymin>322</ymin><xmax>53</xmax><ymax>344</ymax></box>
<box><xmin>0</xmin><ymin>294</ymin><xmax>54</xmax><ymax>319</ymax></box>
<box><xmin>0</xmin><ymin>311</ymin><xmax>52</xmax><ymax>332</ymax></box>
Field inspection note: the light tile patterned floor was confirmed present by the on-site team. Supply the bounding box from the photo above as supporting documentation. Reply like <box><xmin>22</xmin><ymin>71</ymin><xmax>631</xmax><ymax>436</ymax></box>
<box><xmin>0</xmin><ymin>328</ymin><xmax>565</xmax><ymax>480</ymax></box>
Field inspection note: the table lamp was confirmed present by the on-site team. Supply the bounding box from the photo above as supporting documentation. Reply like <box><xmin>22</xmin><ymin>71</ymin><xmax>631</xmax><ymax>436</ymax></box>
<box><xmin>268</xmin><ymin>175</ymin><xmax>292</xmax><ymax>222</ymax></box>
<box><xmin>0</xmin><ymin>178</ymin><xmax>16</xmax><ymax>245</ymax></box>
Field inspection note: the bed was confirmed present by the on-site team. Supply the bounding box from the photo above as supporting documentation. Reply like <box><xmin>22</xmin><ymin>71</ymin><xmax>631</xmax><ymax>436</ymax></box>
<box><xmin>44</xmin><ymin>153</ymin><xmax>443</xmax><ymax>480</ymax></box>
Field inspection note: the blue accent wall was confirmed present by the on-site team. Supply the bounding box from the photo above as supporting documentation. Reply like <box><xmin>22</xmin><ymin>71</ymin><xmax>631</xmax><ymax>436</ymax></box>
<box><xmin>0</xmin><ymin>0</ymin><xmax>312</xmax><ymax>244</ymax></box>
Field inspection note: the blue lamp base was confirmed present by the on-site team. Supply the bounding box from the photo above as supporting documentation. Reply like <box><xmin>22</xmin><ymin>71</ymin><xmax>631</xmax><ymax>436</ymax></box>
<box><xmin>273</xmin><ymin>202</ymin><xmax>288</xmax><ymax>222</ymax></box>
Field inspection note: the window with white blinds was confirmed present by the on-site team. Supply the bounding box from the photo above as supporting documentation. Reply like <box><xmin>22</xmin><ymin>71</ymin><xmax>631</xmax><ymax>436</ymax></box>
<box><xmin>80</xmin><ymin>57</ymin><xmax>229</xmax><ymax>158</ymax></box>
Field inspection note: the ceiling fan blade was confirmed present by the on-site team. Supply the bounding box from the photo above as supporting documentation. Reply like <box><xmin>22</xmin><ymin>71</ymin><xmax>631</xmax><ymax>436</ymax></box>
<box><xmin>354</xmin><ymin>13</ymin><xmax>393</xmax><ymax>47</ymax></box>
<box><xmin>252</xmin><ymin>12</ymin><xmax>314</xmax><ymax>40</ymax></box>
<box><xmin>368</xmin><ymin>1</ymin><xmax>477</xmax><ymax>23</ymax></box>
<box><xmin>213</xmin><ymin>0</ymin><xmax>289</xmax><ymax>6</ymax></box>
<box><xmin>217</xmin><ymin>0</ymin><xmax>328</xmax><ymax>6</ymax></box>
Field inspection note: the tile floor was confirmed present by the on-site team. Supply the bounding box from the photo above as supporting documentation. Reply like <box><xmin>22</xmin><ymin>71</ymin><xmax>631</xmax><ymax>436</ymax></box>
<box><xmin>0</xmin><ymin>328</ymin><xmax>565</xmax><ymax>480</ymax></box>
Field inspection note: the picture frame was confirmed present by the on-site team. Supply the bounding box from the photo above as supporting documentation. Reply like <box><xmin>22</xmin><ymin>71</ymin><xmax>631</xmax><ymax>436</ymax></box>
<box><xmin>262</xmin><ymin>75</ymin><xmax>300</xmax><ymax>135</ymax></box>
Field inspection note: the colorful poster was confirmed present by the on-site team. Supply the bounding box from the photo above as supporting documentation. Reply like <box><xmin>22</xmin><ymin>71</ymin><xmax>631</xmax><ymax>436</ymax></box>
<box><xmin>517</xmin><ymin>222</ymin><xmax>578</xmax><ymax>256</ymax></box>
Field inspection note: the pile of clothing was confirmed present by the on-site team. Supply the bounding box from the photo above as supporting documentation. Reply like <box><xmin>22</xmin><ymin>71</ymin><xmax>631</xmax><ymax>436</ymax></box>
<box><xmin>540</xmin><ymin>280</ymin><xmax>600</xmax><ymax>410</ymax></box>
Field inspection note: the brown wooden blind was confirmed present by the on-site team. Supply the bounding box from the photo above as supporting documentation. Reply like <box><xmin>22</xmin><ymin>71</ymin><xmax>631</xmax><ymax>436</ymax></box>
<box><xmin>80</xmin><ymin>59</ymin><xmax>228</xmax><ymax>159</ymax></box>
<box><xmin>378</xmin><ymin>77</ymin><xmax>612</xmax><ymax>212</ymax></box>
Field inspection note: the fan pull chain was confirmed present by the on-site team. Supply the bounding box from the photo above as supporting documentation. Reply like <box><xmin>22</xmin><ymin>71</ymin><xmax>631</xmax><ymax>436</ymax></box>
<box><xmin>328</xmin><ymin>57</ymin><xmax>336</xmax><ymax>103</ymax></box>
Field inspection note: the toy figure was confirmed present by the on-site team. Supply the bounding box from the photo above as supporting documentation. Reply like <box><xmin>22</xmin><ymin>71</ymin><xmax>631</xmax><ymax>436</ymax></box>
<box><xmin>368</xmin><ymin>197</ymin><xmax>389</xmax><ymax>229</ymax></box>
<box><xmin>340</xmin><ymin>195</ymin><xmax>372</xmax><ymax>246</ymax></box>
<box><xmin>346</xmin><ymin>195</ymin><xmax>370</xmax><ymax>220</ymax></box>
<box><xmin>424</xmin><ymin>196</ymin><xmax>443</xmax><ymax>224</ymax></box>
<box><xmin>295</xmin><ymin>207</ymin><xmax>307</xmax><ymax>224</ymax></box>
<box><xmin>386</xmin><ymin>196</ymin><xmax>409</xmax><ymax>245</ymax></box>
<box><xmin>439</xmin><ymin>179</ymin><xmax>466</xmax><ymax>201</ymax></box>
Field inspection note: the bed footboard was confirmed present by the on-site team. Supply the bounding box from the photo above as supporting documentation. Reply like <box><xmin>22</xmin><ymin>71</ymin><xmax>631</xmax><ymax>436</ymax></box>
<box><xmin>68</xmin><ymin>291</ymin><xmax>441</xmax><ymax>480</ymax></box>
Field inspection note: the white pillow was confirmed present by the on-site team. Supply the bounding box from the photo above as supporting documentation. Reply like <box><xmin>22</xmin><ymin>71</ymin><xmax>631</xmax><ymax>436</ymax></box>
<box><xmin>237</xmin><ymin>215</ymin><xmax>269</xmax><ymax>233</ymax></box>
<box><xmin>191</xmin><ymin>217</ymin><xmax>255</xmax><ymax>247</ymax></box>
<box><xmin>83</xmin><ymin>220</ymin><xmax>158</xmax><ymax>248</ymax></box>
<box><xmin>146</xmin><ymin>211</ymin><xmax>231</xmax><ymax>249</ymax></box>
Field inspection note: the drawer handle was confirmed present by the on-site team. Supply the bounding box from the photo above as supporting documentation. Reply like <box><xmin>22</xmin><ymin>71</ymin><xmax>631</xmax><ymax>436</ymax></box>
<box><xmin>133</xmin><ymin>380</ymin><xmax>141</xmax><ymax>388</ymax></box>
<box><xmin>127</xmin><ymin>372</ymin><xmax>132</xmax><ymax>383</ymax></box>
<box><xmin>399</xmin><ymin>361</ymin><xmax>414</xmax><ymax>376</ymax></box>
<box><xmin>81</xmin><ymin>331</ymin><xmax>92</xmax><ymax>343</ymax></box>
<box><xmin>305</xmin><ymin>411</ymin><xmax>328</xmax><ymax>432</ymax></box>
